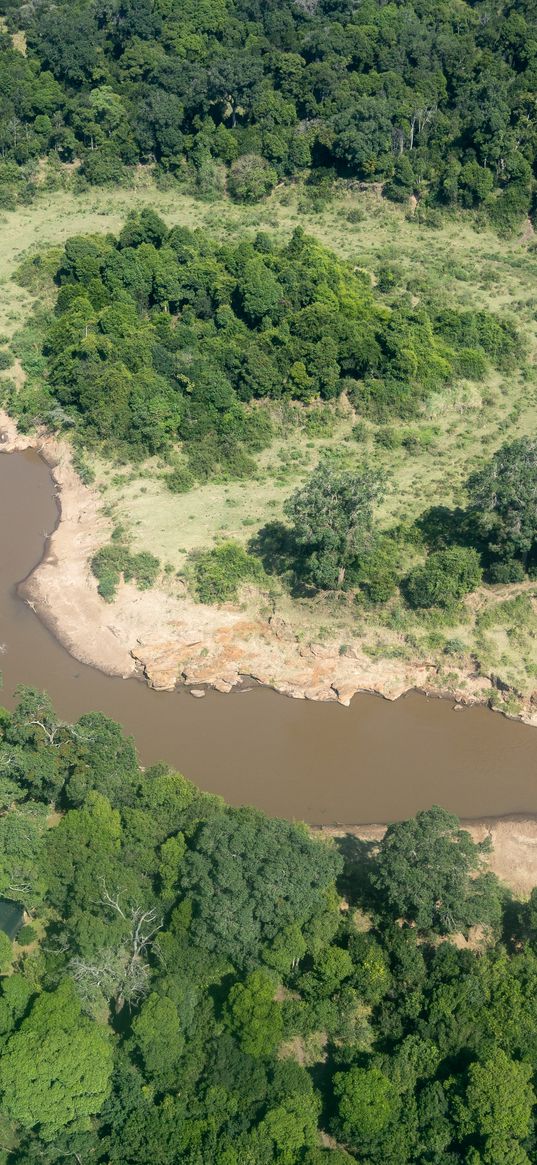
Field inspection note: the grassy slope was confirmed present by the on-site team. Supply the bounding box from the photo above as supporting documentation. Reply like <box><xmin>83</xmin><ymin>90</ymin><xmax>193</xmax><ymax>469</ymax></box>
<box><xmin>1</xmin><ymin>173</ymin><xmax>536</xmax><ymax>707</ymax></box>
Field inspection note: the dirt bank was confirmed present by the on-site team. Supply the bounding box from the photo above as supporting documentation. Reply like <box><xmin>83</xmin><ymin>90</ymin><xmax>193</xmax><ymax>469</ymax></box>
<box><xmin>1</xmin><ymin>412</ymin><xmax>536</xmax><ymax>719</ymax></box>
<box><xmin>318</xmin><ymin>818</ymin><xmax>537</xmax><ymax>898</ymax></box>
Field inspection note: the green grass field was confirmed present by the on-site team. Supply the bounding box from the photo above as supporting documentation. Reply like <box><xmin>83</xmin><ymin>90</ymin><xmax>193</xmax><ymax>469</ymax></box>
<box><xmin>2</xmin><ymin>175</ymin><xmax>536</xmax><ymax>705</ymax></box>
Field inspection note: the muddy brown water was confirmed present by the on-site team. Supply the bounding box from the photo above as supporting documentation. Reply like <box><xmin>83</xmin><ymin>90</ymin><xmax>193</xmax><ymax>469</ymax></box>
<box><xmin>1</xmin><ymin>448</ymin><xmax>537</xmax><ymax>824</ymax></box>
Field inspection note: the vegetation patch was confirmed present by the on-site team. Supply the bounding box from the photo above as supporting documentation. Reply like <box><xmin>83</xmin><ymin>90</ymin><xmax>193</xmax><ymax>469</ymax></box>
<box><xmin>190</xmin><ymin>540</ymin><xmax>266</xmax><ymax>605</ymax></box>
<box><xmin>3</xmin><ymin>184</ymin><xmax>537</xmax><ymax>701</ymax></box>
<box><xmin>2</xmin><ymin>690</ymin><xmax>537</xmax><ymax>1161</ymax></box>
<box><xmin>91</xmin><ymin>541</ymin><xmax>160</xmax><ymax>602</ymax></box>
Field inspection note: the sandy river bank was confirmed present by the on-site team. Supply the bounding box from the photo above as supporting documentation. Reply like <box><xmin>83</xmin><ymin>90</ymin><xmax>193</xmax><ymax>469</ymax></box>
<box><xmin>1</xmin><ymin>411</ymin><xmax>536</xmax><ymax>720</ymax></box>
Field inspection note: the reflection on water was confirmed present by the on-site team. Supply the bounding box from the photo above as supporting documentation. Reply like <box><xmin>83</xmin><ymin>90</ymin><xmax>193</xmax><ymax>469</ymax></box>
<box><xmin>1</xmin><ymin>448</ymin><xmax>536</xmax><ymax>825</ymax></box>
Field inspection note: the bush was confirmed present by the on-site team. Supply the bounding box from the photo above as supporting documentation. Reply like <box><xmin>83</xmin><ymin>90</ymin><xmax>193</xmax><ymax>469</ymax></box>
<box><xmin>0</xmin><ymin>349</ymin><xmax>14</xmax><ymax>371</ymax></box>
<box><xmin>444</xmin><ymin>638</ymin><xmax>466</xmax><ymax>655</ymax></box>
<box><xmin>191</xmin><ymin>541</ymin><xmax>265</xmax><ymax>603</ymax></box>
<box><xmin>455</xmin><ymin>347</ymin><xmax>489</xmax><ymax>380</ymax></box>
<box><xmin>488</xmin><ymin>560</ymin><xmax>526</xmax><ymax>584</ymax></box>
<box><xmin>0</xmin><ymin>931</ymin><xmax>12</xmax><ymax>971</ymax></box>
<box><xmin>352</xmin><ymin>537</ymin><xmax>401</xmax><ymax>604</ymax></box>
<box><xmin>376</xmin><ymin>265</ymin><xmax>400</xmax><ymax>292</ymax></box>
<box><xmin>405</xmin><ymin>547</ymin><xmax>482</xmax><ymax>608</ymax></box>
<box><xmin>374</xmin><ymin>427</ymin><xmax>400</xmax><ymax>449</ymax></box>
<box><xmin>72</xmin><ymin>449</ymin><xmax>95</xmax><ymax>485</ymax></box>
<box><xmin>91</xmin><ymin>544</ymin><xmax>160</xmax><ymax>601</ymax></box>
<box><xmin>17</xmin><ymin>924</ymin><xmax>37</xmax><ymax>946</ymax></box>
<box><xmin>166</xmin><ymin>465</ymin><xmax>194</xmax><ymax>494</ymax></box>
<box><xmin>227</xmin><ymin>154</ymin><xmax>277</xmax><ymax>203</ymax></box>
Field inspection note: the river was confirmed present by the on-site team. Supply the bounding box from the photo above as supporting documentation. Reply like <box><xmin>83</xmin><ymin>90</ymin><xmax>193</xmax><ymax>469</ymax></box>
<box><xmin>1</xmin><ymin>447</ymin><xmax>536</xmax><ymax>824</ymax></box>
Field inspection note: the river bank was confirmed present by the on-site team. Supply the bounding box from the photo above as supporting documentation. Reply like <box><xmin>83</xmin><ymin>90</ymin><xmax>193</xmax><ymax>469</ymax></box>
<box><xmin>1</xmin><ymin>410</ymin><xmax>536</xmax><ymax>720</ymax></box>
<box><xmin>318</xmin><ymin>818</ymin><xmax>537</xmax><ymax>899</ymax></box>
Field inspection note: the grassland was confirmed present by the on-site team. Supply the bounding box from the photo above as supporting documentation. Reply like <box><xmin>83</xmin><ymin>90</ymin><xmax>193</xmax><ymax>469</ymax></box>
<box><xmin>1</xmin><ymin>173</ymin><xmax>536</xmax><ymax>710</ymax></box>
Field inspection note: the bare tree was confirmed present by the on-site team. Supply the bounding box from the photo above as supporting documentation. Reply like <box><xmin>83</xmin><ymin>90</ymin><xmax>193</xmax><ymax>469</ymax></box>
<box><xmin>409</xmin><ymin>107</ymin><xmax>435</xmax><ymax>150</ymax></box>
<box><xmin>71</xmin><ymin>883</ymin><xmax>162</xmax><ymax>1012</ymax></box>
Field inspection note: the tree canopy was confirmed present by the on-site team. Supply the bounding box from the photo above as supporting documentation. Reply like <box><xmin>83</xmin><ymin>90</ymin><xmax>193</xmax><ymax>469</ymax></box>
<box><xmin>1</xmin><ymin>689</ymin><xmax>536</xmax><ymax>1162</ymax></box>
<box><xmin>17</xmin><ymin>214</ymin><xmax>517</xmax><ymax>481</ymax></box>
<box><xmin>1</xmin><ymin>0</ymin><xmax>537</xmax><ymax>228</ymax></box>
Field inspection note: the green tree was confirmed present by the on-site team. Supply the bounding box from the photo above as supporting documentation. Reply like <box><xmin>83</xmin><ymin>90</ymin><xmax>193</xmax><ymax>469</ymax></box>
<box><xmin>180</xmin><ymin>806</ymin><xmax>341</xmax><ymax>968</ymax></box>
<box><xmin>284</xmin><ymin>462</ymin><xmax>384</xmax><ymax>588</ymax></box>
<box><xmin>0</xmin><ymin>980</ymin><xmax>112</xmax><ymax>1140</ymax></box>
<box><xmin>224</xmin><ymin>969</ymin><xmax>283</xmax><ymax>1057</ymax></box>
<box><xmin>459</xmin><ymin>1048</ymin><xmax>535</xmax><ymax>1163</ymax></box>
<box><xmin>333</xmin><ymin>1065</ymin><xmax>400</xmax><ymax>1154</ymax></box>
<box><xmin>227</xmin><ymin>155</ymin><xmax>277</xmax><ymax>202</ymax></box>
<box><xmin>405</xmin><ymin>546</ymin><xmax>482</xmax><ymax>608</ymax></box>
<box><xmin>371</xmin><ymin>806</ymin><xmax>500</xmax><ymax>933</ymax></box>
<box><xmin>131</xmin><ymin>993</ymin><xmax>184</xmax><ymax>1088</ymax></box>
<box><xmin>466</xmin><ymin>439</ymin><xmax>537</xmax><ymax>570</ymax></box>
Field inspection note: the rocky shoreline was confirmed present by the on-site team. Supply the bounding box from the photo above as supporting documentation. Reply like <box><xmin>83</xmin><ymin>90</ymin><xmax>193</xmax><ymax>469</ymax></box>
<box><xmin>1</xmin><ymin>411</ymin><xmax>535</xmax><ymax>724</ymax></box>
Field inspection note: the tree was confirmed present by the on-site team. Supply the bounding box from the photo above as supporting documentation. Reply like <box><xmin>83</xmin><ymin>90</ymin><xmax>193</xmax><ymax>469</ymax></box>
<box><xmin>256</xmin><ymin>1090</ymin><xmax>321</xmax><ymax>1163</ymax></box>
<box><xmin>0</xmin><ymin>931</ymin><xmax>12</xmax><ymax>973</ymax></box>
<box><xmin>333</xmin><ymin>1065</ymin><xmax>400</xmax><ymax>1153</ymax></box>
<box><xmin>0</xmin><ymin>980</ymin><xmax>112</xmax><ymax>1140</ymax></box>
<box><xmin>371</xmin><ymin>806</ymin><xmax>500</xmax><ymax>933</ymax></box>
<box><xmin>283</xmin><ymin>462</ymin><xmax>384</xmax><ymax>588</ymax></box>
<box><xmin>227</xmin><ymin>155</ymin><xmax>277</xmax><ymax>202</ymax></box>
<box><xmin>179</xmin><ymin>806</ymin><xmax>341</xmax><ymax>968</ymax></box>
<box><xmin>236</xmin><ymin>259</ymin><xmax>283</xmax><ymax>325</ymax></box>
<box><xmin>130</xmin><ymin>993</ymin><xmax>184</xmax><ymax>1088</ymax></box>
<box><xmin>64</xmin><ymin>711</ymin><xmax>139</xmax><ymax>807</ymax></box>
<box><xmin>459</xmin><ymin>1048</ymin><xmax>535</xmax><ymax>1163</ymax></box>
<box><xmin>224</xmin><ymin>969</ymin><xmax>283</xmax><ymax>1057</ymax></box>
<box><xmin>466</xmin><ymin>439</ymin><xmax>537</xmax><ymax>570</ymax></box>
<box><xmin>405</xmin><ymin>546</ymin><xmax>482</xmax><ymax>608</ymax></box>
<box><xmin>384</xmin><ymin>156</ymin><xmax>415</xmax><ymax>203</ymax></box>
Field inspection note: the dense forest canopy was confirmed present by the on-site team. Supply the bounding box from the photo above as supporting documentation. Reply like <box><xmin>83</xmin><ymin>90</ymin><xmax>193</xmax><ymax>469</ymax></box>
<box><xmin>14</xmin><ymin>211</ymin><xmax>517</xmax><ymax>473</ymax></box>
<box><xmin>2</xmin><ymin>689</ymin><xmax>537</xmax><ymax>1161</ymax></box>
<box><xmin>0</xmin><ymin>0</ymin><xmax>537</xmax><ymax>223</ymax></box>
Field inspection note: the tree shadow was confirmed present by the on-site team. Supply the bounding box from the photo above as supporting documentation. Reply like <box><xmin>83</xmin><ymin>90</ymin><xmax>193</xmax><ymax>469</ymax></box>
<box><xmin>248</xmin><ymin>522</ymin><xmax>317</xmax><ymax>597</ymax></box>
<box><xmin>333</xmin><ymin>834</ymin><xmax>378</xmax><ymax>911</ymax></box>
<box><xmin>417</xmin><ymin>505</ymin><xmax>474</xmax><ymax>551</ymax></box>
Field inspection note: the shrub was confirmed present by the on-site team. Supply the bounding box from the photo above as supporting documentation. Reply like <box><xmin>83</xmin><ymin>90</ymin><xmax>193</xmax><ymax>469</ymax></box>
<box><xmin>352</xmin><ymin>420</ymin><xmax>368</xmax><ymax>442</ymax></box>
<box><xmin>488</xmin><ymin>560</ymin><xmax>526</xmax><ymax>584</ymax></box>
<box><xmin>0</xmin><ymin>931</ymin><xmax>12</xmax><ymax>971</ymax></box>
<box><xmin>191</xmin><ymin>541</ymin><xmax>265</xmax><ymax>603</ymax></box>
<box><xmin>455</xmin><ymin>347</ymin><xmax>488</xmax><ymax>380</ymax></box>
<box><xmin>0</xmin><ymin>349</ymin><xmax>14</xmax><ymax>371</ymax></box>
<box><xmin>166</xmin><ymin>465</ymin><xmax>194</xmax><ymax>494</ymax></box>
<box><xmin>376</xmin><ymin>265</ymin><xmax>400</xmax><ymax>292</ymax></box>
<box><xmin>444</xmin><ymin>638</ymin><xmax>466</xmax><ymax>655</ymax></box>
<box><xmin>72</xmin><ymin>449</ymin><xmax>95</xmax><ymax>485</ymax></box>
<box><xmin>17</xmin><ymin>924</ymin><xmax>37</xmax><ymax>946</ymax></box>
<box><xmin>351</xmin><ymin>537</ymin><xmax>401</xmax><ymax>604</ymax></box>
<box><xmin>91</xmin><ymin>544</ymin><xmax>160</xmax><ymax>601</ymax></box>
<box><xmin>227</xmin><ymin>155</ymin><xmax>277</xmax><ymax>203</ymax></box>
<box><xmin>374</xmin><ymin>427</ymin><xmax>400</xmax><ymax>449</ymax></box>
<box><xmin>405</xmin><ymin>547</ymin><xmax>482</xmax><ymax>608</ymax></box>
